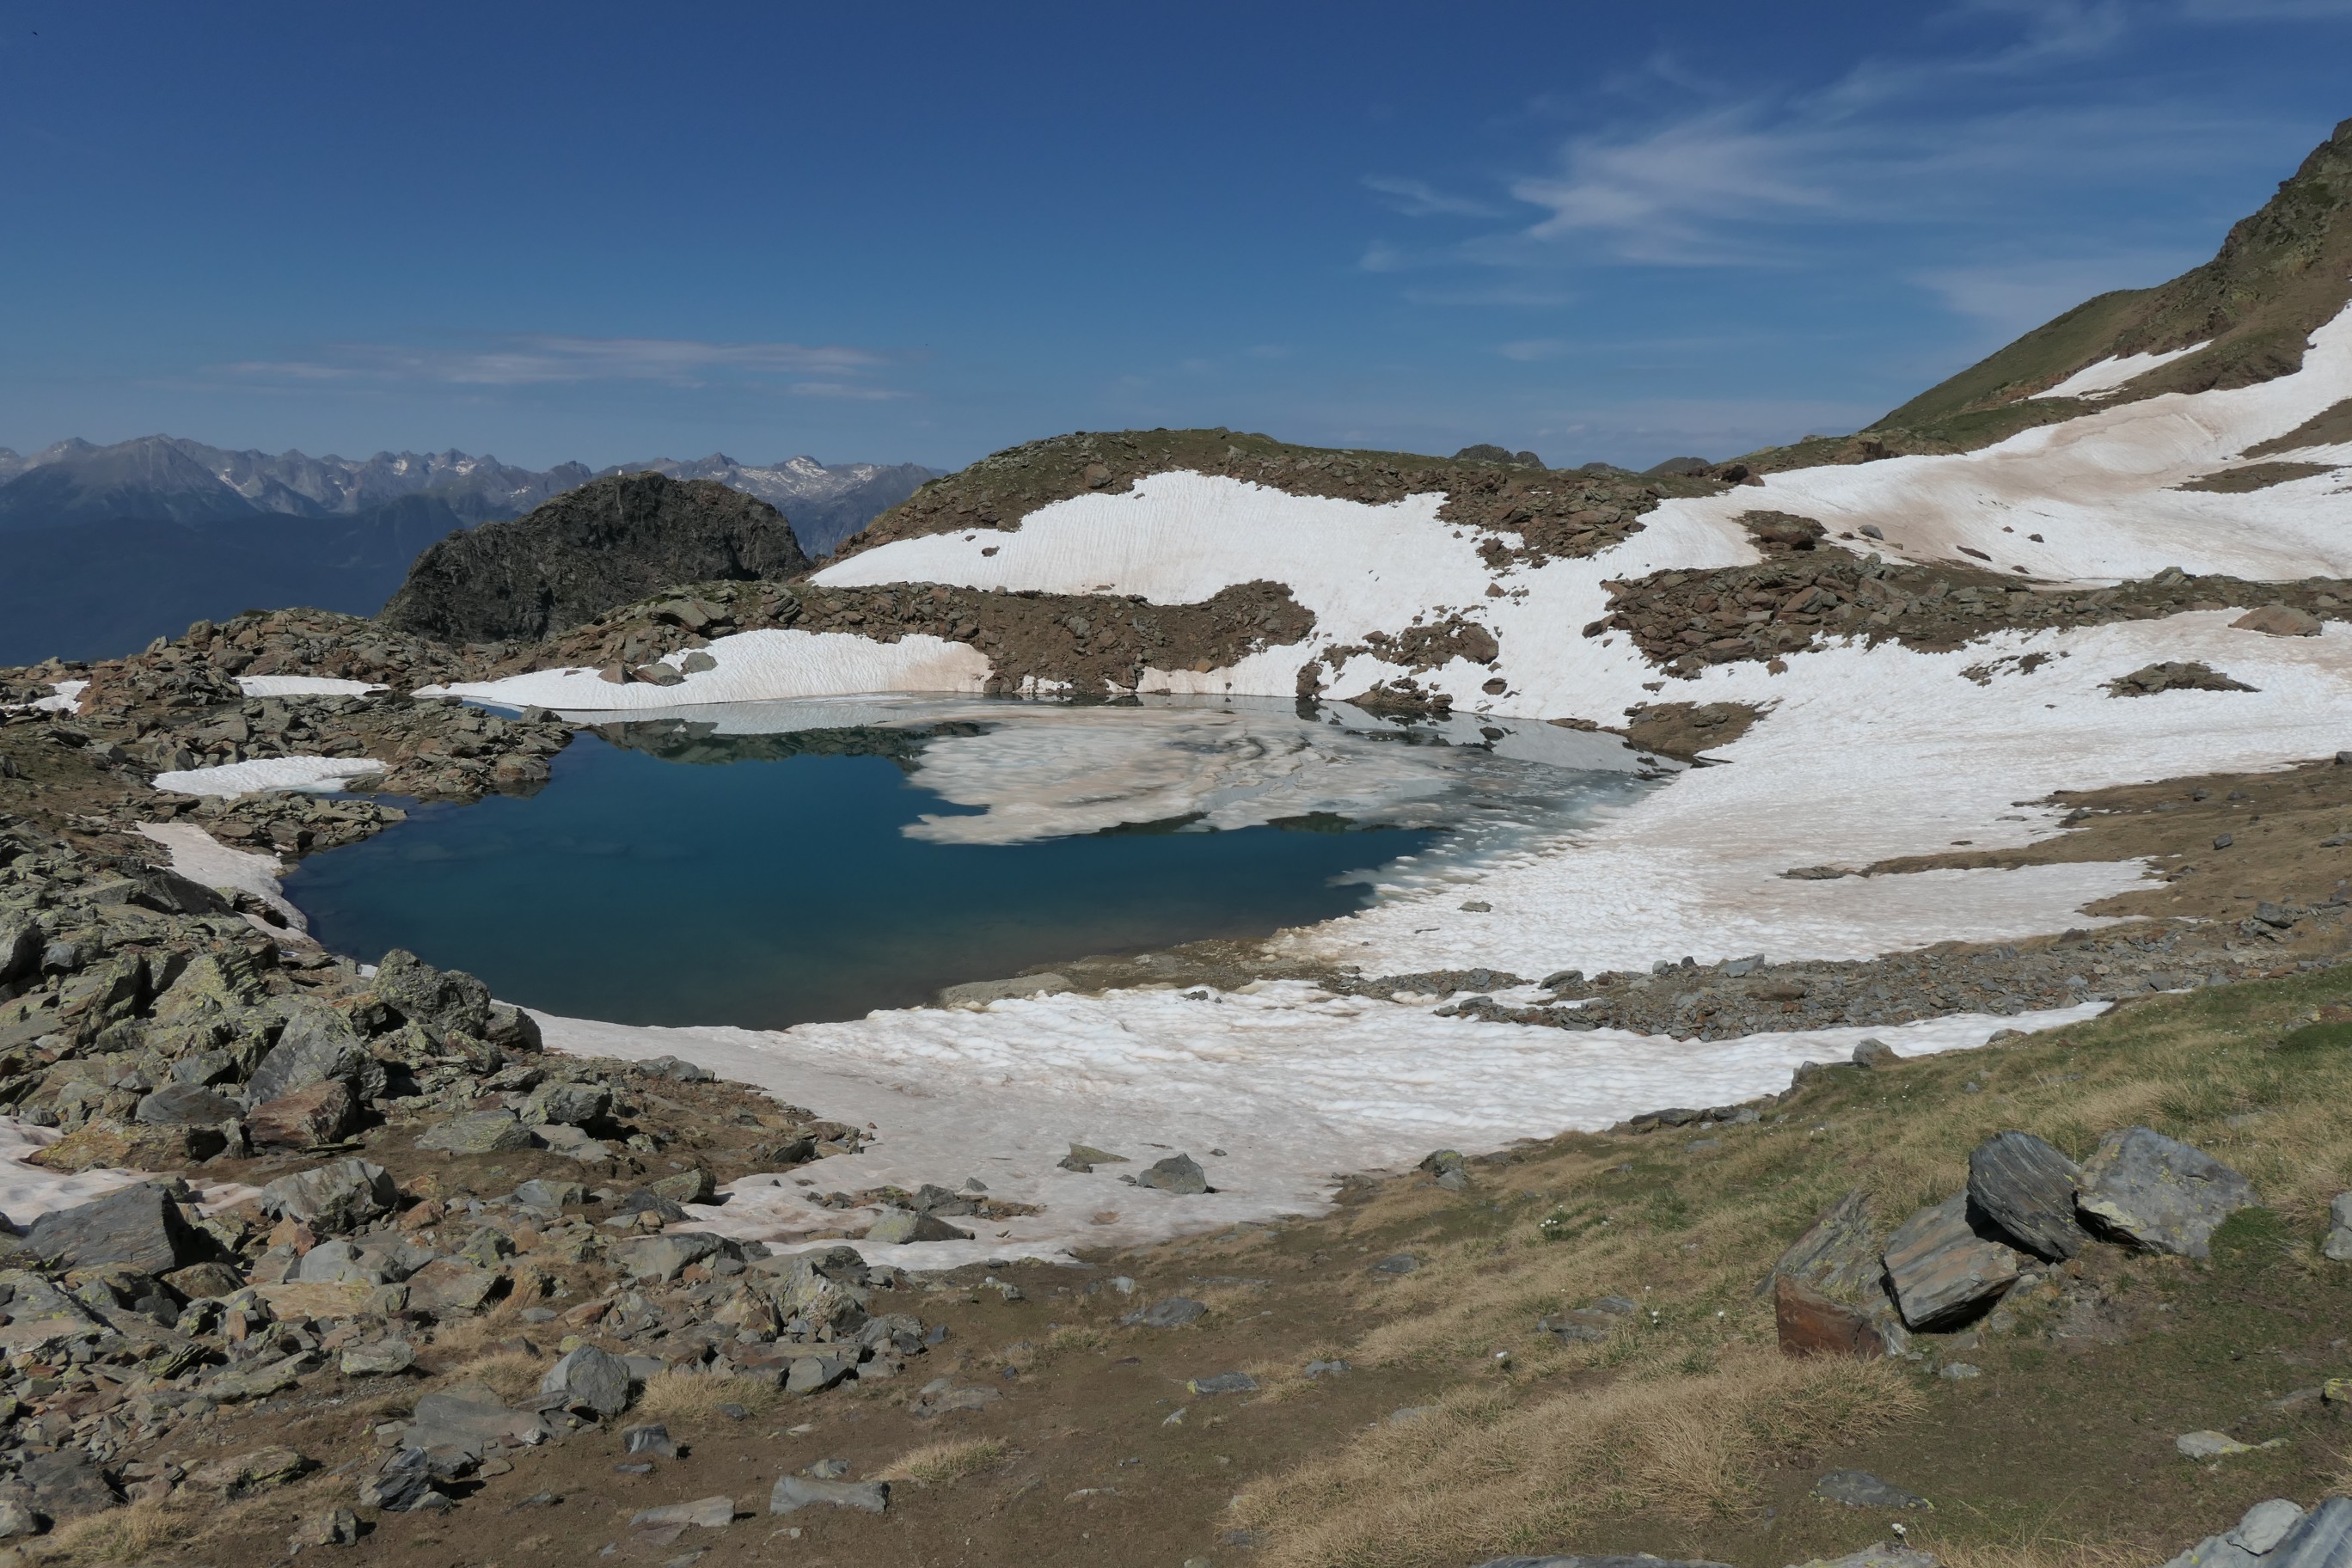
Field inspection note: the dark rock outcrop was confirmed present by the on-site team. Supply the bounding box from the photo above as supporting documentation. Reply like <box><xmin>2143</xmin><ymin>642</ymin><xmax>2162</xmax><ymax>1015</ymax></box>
<box><xmin>378</xmin><ymin>473</ymin><xmax>810</xmax><ymax>644</ymax></box>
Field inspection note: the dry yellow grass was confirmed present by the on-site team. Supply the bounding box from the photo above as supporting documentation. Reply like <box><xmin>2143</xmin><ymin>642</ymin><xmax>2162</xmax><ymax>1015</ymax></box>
<box><xmin>1236</xmin><ymin>1350</ymin><xmax>1916</xmax><ymax>1568</ymax></box>
<box><xmin>1210</xmin><ymin>971</ymin><xmax>2352</xmax><ymax>1568</ymax></box>
<box><xmin>636</xmin><ymin>1367</ymin><xmax>781</xmax><ymax>1423</ymax></box>
<box><xmin>438</xmin><ymin>1348</ymin><xmax>542</xmax><ymax>1403</ymax></box>
<box><xmin>38</xmin><ymin>1498</ymin><xmax>189</xmax><ymax>1565</ymax></box>
<box><xmin>879</xmin><ymin>1436</ymin><xmax>1011</xmax><ymax>1486</ymax></box>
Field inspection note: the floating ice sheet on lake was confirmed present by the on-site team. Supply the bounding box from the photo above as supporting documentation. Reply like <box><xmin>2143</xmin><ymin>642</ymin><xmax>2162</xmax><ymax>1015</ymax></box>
<box><xmin>582</xmin><ymin>693</ymin><xmax>1667</xmax><ymax>852</ymax></box>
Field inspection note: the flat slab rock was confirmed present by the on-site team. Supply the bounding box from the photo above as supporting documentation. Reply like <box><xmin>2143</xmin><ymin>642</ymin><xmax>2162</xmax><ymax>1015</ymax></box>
<box><xmin>770</xmin><ymin>1474</ymin><xmax>889</xmax><ymax>1515</ymax></box>
<box><xmin>24</xmin><ymin>1182</ymin><xmax>205</xmax><ymax>1275</ymax></box>
<box><xmin>1882</xmin><ymin>1194</ymin><xmax>2019</xmax><ymax>1331</ymax></box>
<box><xmin>1967</xmin><ymin>1130</ymin><xmax>2090</xmax><ymax>1260</ymax></box>
<box><xmin>2077</xmin><ymin>1126</ymin><xmax>2260</xmax><ymax>1259</ymax></box>
<box><xmin>2161</xmin><ymin>1496</ymin><xmax>2352</xmax><ymax>1568</ymax></box>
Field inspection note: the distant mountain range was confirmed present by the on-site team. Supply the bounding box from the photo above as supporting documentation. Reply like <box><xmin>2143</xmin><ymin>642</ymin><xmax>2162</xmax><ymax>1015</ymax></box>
<box><xmin>0</xmin><ymin>436</ymin><xmax>940</xmax><ymax>665</ymax></box>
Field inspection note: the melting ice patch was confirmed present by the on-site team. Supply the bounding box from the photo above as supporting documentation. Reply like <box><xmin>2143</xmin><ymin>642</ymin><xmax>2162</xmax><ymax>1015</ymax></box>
<box><xmin>578</xmin><ymin>693</ymin><xmax>1667</xmax><ymax>860</ymax></box>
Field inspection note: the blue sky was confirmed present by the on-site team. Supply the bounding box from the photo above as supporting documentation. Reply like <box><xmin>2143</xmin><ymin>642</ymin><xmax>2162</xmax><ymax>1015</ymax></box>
<box><xmin>2</xmin><ymin>2</ymin><xmax>2349</xmax><ymax>473</ymax></box>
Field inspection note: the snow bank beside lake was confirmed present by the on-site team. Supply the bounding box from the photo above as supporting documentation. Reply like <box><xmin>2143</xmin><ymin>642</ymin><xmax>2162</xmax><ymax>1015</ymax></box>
<box><xmin>542</xmin><ymin>985</ymin><xmax>2105</xmax><ymax>1266</ymax></box>
<box><xmin>421</xmin><ymin>629</ymin><xmax>991</xmax><ymax>712</ymax></box>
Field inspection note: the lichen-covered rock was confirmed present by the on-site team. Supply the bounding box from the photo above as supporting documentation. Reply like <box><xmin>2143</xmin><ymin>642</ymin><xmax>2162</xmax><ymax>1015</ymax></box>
<box><xmin>416</xmin><ymin>1109</ymin><xmax>534</xmax><ymax>1155</ymax></box>
<box><xmin>132</xmin><ymin>1081</ymin><xmax>241</xmax><ymax>1126</ymax></box>
<box><xmin>1769</xmin><ymin>1190</ymin><xmax>1881</xmax><ymax>1295</ymax></box>
<box><xmin>2075</xmin><ymin>1126</ymin><xmax>2259</xmax><ymax>1259</ymax></box>
<box><xmin>519</xmin><ymin>1081</ymin><xmax>608</xmax><ymax>1127</ymax></box>
<box><xmin>365</xmin><ymin>948</ymin><xmax>493</xmax><ymax>1038</ymax></box>
<box><xmin>26</xmin><ymin>1118</ymin><xmax>224</xmax><ymax>1172</ymax></box>
<box><xmin>258</xmin><ymin>1159</ymin><xmax>399</xmax><ymax>1234</ymax></box>
<box><xmin>864</xmin><ymin>1207</ymin><xmax>972</xmax><ymax>1245</ymax></box>
<box><xmin>769</xmin><ymin>1474</ymin><xmax>889</xmax><ymax>1515</ymax></box>
<box><xmin>187</xmin><ymin>1446</ymin><xmax>310</xmax><ymax>1498</ymax></box>
<box><xmin>246</xmin><ymin>999</ymin><xmax>371</xmax><ymax>1105</ymax></box>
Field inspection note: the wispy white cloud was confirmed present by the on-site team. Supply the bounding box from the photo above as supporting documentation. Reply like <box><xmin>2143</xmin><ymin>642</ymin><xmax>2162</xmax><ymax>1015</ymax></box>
<box><xmin>1369</xmin><ymin>3</ymin><xmax>2309</xmax><ymax>280</ymax></box>
<box><xmin>1362</xmin><ymin>175</ymin><xmax>1506</xmax><ymax>219</ymax></box>
<box><xmin>221</xmin><ymin>334</ymin><xmax>894</xmax><ymax>389</ymax></box>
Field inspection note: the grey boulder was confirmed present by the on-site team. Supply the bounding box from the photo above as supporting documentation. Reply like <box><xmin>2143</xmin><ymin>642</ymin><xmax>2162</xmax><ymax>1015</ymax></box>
<box><xmin>1768</xmin><ymin>1190</ymin><xmax>1881</xmax><ymax>1297</ymax></box>
<box><xmin>259</xmin><ymin>1159</ymin><xmax>400</xmax><ymax>1235</ymax></box>
<box><xmin>623</xmin><ymin>1230</ymin><xmax>732</xmax><ymax>1282</ymax></box>
<box><xmin>132</xmin><ymin>1081</ymin><xmax>241</xmax><ymax>1126</ymax></box>
<box><xmin>1968</xmin><ymin>1130</ymin><xmax>2091</xmax><ymax>1260</ymax></box>
<box><xmin>290</xmin><ymin>1240</ymin><xmax>387</xmax><ymax>1285</ymax></box>
<box><xmin>519</xmin><ymin>1081</ymin><xmax>608</xmax><ymax>1127</ymax></box>
<box><xmin>1882</xmin><ymin>1194</ymin><xmax>2019</xmax><ymax>1330</ymax></box>
<box><xmin>24</xmin><ymin>1183</ymin><xmax>205</xmax><ymax>1275</ymax></box>
<box><xmin>246</xmin><ymin>999</ymin><xmax>371</xmax><ymax>1105</ymax></box>
<box><xmin>2075</xmin><ymin>1126</ymin><xmax>2259</xmax><ymax>1259</ymax></box>
<box><xmin>368</xmin><ymin>948</ymin><xmax>493</xmax><ymax>1038</ymax></box>
<box><xmin>1136</xmin><ymin>1153</ymin><xmax>1210</xmax><ymax>1195</ymax></box>
<box><xmin>864</xmin><ymin>1208</ymin><xmax>973</xmax><ymax>1245</ymax></box>
<box><xmin>539</xmin><ymin>1343</ymin><xmax>634</xmax><ymax>1417</ymax></box>
<box><xmin>2324</xmin><ymin>1193</ymin><xmax>2352</xmax><ymax>1263</ymax></box>
<box><xmin>1122</xmin><ymin>1296</ymin><xmax>1206</xmax><ymax>1328</ymax></box>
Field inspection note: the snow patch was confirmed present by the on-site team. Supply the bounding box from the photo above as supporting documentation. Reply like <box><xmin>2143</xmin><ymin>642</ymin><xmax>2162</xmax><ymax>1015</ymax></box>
<box><xmin>2043</xmin><ymin>343</ymin><xmax>2209</xmax><ymax>400</ymax></box>
<box><xmin>138</xmin><ymin>821</ymin><xmax>305</xmax><ymax>932</ymax></box>
<box><xmin>422</xmin><ymin>629</ymin><xmax>992</xmax><ymax>712</ymax></box>
<box><xmin>236</xmin><ymin>676</ymin><xmax>387</xmax><ymax>698</ymax></box>
<box><xmin>151</xmin><ymin>756</ymin><xmax>385</xmax><ymax>797</ymax></box>
<box><xmin>539</xmin><ymin>986</ymin><xmax>2104</xmax><ymax>1266</ymax></box>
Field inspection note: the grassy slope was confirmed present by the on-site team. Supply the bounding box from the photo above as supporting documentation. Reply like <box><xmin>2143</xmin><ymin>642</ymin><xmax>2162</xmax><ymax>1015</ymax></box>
<box><xmin>1217</xmin><ymin>962</ymin><xmax>2352</xmax><ymax>1568</ymax></box>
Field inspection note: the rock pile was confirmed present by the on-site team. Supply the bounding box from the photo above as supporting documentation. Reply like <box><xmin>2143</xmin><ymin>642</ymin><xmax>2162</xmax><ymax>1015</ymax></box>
<box><xmin>0</xmin><ymin>818</ymin><xmax>916</xmax><ymax>1546</ymax></box>
<box><xmin>1769</xmin><ymin>1126</ymin><xmax>2261</xmax><ymax>1357</ymax></box>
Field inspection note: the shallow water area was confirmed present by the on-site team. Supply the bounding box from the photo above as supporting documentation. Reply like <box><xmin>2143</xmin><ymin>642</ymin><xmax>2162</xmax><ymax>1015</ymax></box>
<box><xmin>284</xmin><ymin>695</ymin><xmax>1660</xmax><ymax>1029</ymax></box>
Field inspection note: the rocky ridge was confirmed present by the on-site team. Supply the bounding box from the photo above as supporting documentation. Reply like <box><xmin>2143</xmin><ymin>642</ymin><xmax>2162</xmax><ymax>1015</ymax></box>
<box><xmin>833</xmin><ymin>427</ymin><xmax>1719</xmax><ymax>569</ymax></box>
<box><xmin>482</xmin><ymin>574</ymin><xmax>1320</xmax><ymax>699</ymax></box>
<box><xmin>377</xmin><ymin>473</ymin><xmax>812</xmax><ymax>646</ymax></box>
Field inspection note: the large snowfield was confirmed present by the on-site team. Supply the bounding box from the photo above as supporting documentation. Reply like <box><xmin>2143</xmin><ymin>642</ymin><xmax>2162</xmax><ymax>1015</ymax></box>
<box><xmin>63</xmin><ymin>301</ymin><xmax>2350</xmax><ymax>1259</ymax></box>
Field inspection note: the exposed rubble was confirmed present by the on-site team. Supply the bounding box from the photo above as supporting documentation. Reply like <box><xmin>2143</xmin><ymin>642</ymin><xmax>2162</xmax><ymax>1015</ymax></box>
<box><xmin>1589</xmin><ymin>559</ymin><xmax>2352</xmax><ymax>677</ymax></box>
<box><xmin>0</xmin><ymin>812</ymin><xmax>928</xmax><ymax>1547</ymax></box>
